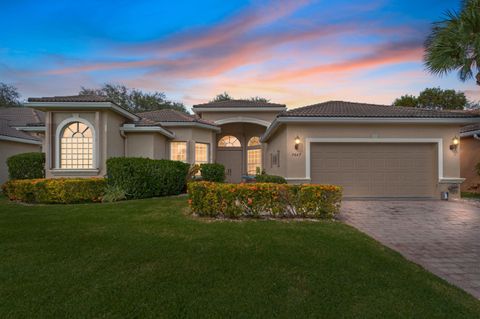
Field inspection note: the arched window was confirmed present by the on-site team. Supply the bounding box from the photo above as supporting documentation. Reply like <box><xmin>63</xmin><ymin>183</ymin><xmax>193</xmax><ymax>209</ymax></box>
<box><xmin>247</xmin><ymin>136</ymin><xmax>262</xmax><ymax>175</ymax></box>
<box><xmin>247</xmin><ymin>136</ymin><xmax>261</xmax><ymax>147</ymax></box>
<box><xmin>60</xmin><ymin>121</ymin><xmax>93</xmax><ymax>169</ymax></box>
<box><xmin>218</xmin><ymin>135</ymin><xmax>241</xmax><ymax>147</ymax></box>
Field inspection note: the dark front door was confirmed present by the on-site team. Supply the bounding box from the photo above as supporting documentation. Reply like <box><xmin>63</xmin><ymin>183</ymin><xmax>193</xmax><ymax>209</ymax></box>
<box><xmin>216</xmin><ymin>149</ymin><xmax>243</xmax><ymax>183</ymax></box>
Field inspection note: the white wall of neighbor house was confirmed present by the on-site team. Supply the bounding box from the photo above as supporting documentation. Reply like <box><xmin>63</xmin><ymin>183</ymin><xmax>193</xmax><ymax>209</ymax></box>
<box><xmin>0</xmin><ymin>140</ymin><xmax>42</xmax><ymax>185</ymax></box>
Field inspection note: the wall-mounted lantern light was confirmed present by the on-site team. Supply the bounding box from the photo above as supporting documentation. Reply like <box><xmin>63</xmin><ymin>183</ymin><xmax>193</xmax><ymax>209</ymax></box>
<box><xmin>294</xmin><ymin>136</ymin><xmax>301</xmax><ymax>150</ymax></box>
<box><xmin>449</xmin><ymin>136</ymin><xmax>459</xmax><ymax>152</ymax></box>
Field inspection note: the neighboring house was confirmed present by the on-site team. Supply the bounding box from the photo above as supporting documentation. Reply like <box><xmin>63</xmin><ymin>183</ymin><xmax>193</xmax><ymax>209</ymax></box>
<box><xmin>15</xmin><ymin>95</ymin><xmax>480</xmax><ymax>199</ymax></box>
<box><xmin>460</xmin><ymin>123</ymin><xmax>480</xmax><ymax>192</ymax></box>
<box><xmin>0</xmin><ymin>108</ymin><xmax>45</xmax><ymax>184</ymax></box>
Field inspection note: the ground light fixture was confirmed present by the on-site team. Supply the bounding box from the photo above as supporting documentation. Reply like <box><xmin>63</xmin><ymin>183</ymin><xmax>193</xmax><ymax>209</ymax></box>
<box><xmin>449</xmin><ymin>136</ymin><xmax>459</xmax><ymax>152</ymax></box>
<box><xmin>294</xmin><ymin>136</ymin><xmax>301</xmax><ymax>150</ymax></box>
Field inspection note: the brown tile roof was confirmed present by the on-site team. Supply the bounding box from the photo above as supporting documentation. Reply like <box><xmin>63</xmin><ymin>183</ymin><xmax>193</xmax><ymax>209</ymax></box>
<box><xmin>193</xmin><ymin>99</ymin><xmax>286</xmax><ymax>108</ymax></box>
<box><xmin>461</xmin><ymin>123</ymin><xmax>480</xmax><ymax>134</ymax></box>
<box><xmin>0</xmin><ymin>118</ymin><xmax>41</xmax><ymax>142</ymax></box>
<box><xmin>28</xmin><ymin>94</ymin><xmax>113</xmax><ymax>103</ymax></box>
<box><xmin>137</xmin><ymin>109</ymin><xmax>217</xmax><ymax>126</ymax></box>
<box><xmin>0</xmin><ymin>107</ymin><xmax>45</xmax><ymax>126</ymax></box>
<box><xmin>280</xmin><ymin>101</ymin><xmax>480</xmax><ymax>118</ymax></box>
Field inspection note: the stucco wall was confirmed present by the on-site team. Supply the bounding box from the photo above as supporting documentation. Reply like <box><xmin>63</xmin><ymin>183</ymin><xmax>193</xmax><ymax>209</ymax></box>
<box><xmin>265</xmin><ymin>123</ymin><xmax>463</xmax><ymax>189</ymax></box>
<box><xmin>263</xmin><ymin>125</ymin><xmax>287</xmax><ymax>177</ymax></box>
<box><xmin>125</xmin><ymin>132</ymin><xmax>167</xmax><ymax>159</ymax></box>
<box><xmin>199</xmin><ymin>111</ymin><xmax>280</xmax><ymax>124</ymax></box>
<box><xmin>0</xmin><ymin>140</ymin><xmax>41</xmax><ymax>185</ymax></box>
<box><xmin>106</xmin><ymin>111</ymin><xmax>126</xmax><ymax>159</ymax></box>
<box><xmin>460</xmin><ymin>136</ymin><xmax>480</xmax><ymax>192</ymax></box>
<box><xmin>168</xmin><ymin>126</ymin><xmax>216</xmax><ymax>163</ymax></box>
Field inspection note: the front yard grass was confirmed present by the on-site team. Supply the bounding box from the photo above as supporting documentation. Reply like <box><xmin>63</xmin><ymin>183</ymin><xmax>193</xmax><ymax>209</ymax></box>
<box><xmin>1</xmin><ymin>196</ymin><xmax>479</xmax><ymax>318</ymax></box>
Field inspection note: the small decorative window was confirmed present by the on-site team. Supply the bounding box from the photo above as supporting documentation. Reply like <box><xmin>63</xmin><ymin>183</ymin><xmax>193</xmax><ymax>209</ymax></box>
<box><xmin>218</xmin><ymin>135</ymin><xmax>241</xmax><ymax>147</ymax></box>
<box><xmin>247</xmin><ymin>136</ymin><xmax>261</xmax><ymax>147</ymax></box>
<box><xmin>171</xmin><ymin>142</ymin><xmax>187</xmax><ymax>162</ymax></box>
<box><xmin>60</xmin><ymin>122</ymin><xmax>93</xmax><ymax>169</ymax></box>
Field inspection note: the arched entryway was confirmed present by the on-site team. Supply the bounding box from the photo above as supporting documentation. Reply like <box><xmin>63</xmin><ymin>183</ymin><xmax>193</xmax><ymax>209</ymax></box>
<box><xmin>215</xmin><ymin>122</ymin><xmax>266</xmax><ymax>183</ymax></box>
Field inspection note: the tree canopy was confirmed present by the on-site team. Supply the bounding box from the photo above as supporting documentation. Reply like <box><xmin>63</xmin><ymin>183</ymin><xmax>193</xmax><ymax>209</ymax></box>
<box><xmin>0</xmin><ymin>83</ymin><xmax>22</xmax><ymax>107</ymax></box>
<box><xmin>393</xmin><ymin>87</ymin><xmax>473</xmax><ymax>110</ymax></box>
<box><xmin>210</xmin><ymin>92</ymin><xmax>270</xmax><ymax>103</ymax></box>
<box><xmin>79</xmin><ymin>84</ymin><xmax>187</xmax><ymax>113</ymax></box>
<box><xmin>424</xmin><ymin>0</ymin><xmax>480</xmax><ymax>85</ymax></box>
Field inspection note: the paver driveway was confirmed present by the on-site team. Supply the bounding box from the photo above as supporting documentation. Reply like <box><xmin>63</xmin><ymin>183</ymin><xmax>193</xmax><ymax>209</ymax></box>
<box><xmin>340</xmin><ymin>200</ymin><xmax>480</xmax><ymax>299</ymax></box>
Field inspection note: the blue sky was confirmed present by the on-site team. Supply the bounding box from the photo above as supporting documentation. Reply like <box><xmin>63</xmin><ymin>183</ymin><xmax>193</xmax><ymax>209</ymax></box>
<box><xmin>0</xmin><ymin>0</ymin><xmax>477</xmax><ymax>108</ymax></box>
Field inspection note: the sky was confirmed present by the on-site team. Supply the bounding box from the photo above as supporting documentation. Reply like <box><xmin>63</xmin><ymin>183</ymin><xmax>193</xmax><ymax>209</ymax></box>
<box><xmin>0</xmin><ymin>0</ymin><xmax>478</xmax><ymax>109</ymax></box>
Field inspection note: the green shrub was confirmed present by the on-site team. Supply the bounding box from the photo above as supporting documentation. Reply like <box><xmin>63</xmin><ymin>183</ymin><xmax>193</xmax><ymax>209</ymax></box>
<box><xmin>255</xmin><ymin>174</ymin><xmax>287</xmax><ymax>184</ymax></box>
<box><xmin>200</xmin><ymin>163</ymin><xmax>225</xmax><ymax>182</ymax></box>
<box><xmin>106</xmin><ymin>157</ymin><xmax>190</xmax><ymax>199</ymax></box>
<box><xmin>2</xmin><ymin>178</ymin><xmax>106</xmax><ymax>204</ymax></box>
<box><xmin>188</xmin><ymin>182</ymin><xmax>342</xmax><ymax>219</ymax></box>
<box><xmin>102</xmin><ymin>184</ymin><xmax>127</xmax><ymax>203</ymax></box>
<box><xmin>7</xmin><ymin>152</ymin><xmax>45</xmax><ymax>180</ymax></box>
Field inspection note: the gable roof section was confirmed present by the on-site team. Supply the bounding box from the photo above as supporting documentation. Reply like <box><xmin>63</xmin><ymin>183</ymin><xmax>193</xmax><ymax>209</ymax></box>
<box><xmin>192</xmin><ymin>100</ymin><xmax>286</xmax><ymax>113</ymax></box>
<box><xmin>0</xmin><ymin>107</ymin><xmax>45</xmax><ymax>127</ymax></box>
<box><xmin>262</xmin><ymin>101</ymin><xmax>480</xmax><ymax>142</ymax></box>
<box><xmin>27</xmin><ymin>95</ymin><xmax>140</xmax><ymax>121</ymax></box>
<box><xmin>193</xmin><ymin>99</ymin><xmax>286</xmax><ymax>108</ymax></box>
<box><xmin>137</xmin><ymin>109</ymin><xmax>219</xmax><ymax>131</ymax></box>
<box><xmin>280</xmin><ymin>101</ymin><xmax>480</xmax><ymax>118</ymax></box>
<box><xmin>0</xmin><ymin>118</ymin><xmax>42</xmax><ymax>144</ymax></box>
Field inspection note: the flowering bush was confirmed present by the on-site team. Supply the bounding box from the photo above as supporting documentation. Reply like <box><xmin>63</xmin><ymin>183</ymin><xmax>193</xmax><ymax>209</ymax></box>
<box><xmin>2</xmin><ymin>178</ymin><xmax>106</xmax><ymax>204</ymax></box>
<box><xmin>188</xmin><ymin>182</ymin><xmax>342</xmax><ymax>219</ymax></box>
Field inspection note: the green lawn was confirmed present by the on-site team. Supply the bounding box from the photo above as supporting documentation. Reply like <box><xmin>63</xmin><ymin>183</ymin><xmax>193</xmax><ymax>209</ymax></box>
<box><xmin>1</xmin><ymin>196</ymin><xmax>479</xmax><ymax>318</ymax></box>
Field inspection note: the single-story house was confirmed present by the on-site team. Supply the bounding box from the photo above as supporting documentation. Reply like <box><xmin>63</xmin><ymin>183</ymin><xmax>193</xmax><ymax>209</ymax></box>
<box><xmin>2</xmin><ymin>95</ymin><xmax>480</xmax><ymax>199</ymax></box>
<box><xmin>460</xmin><ymin>123</ymin><xmax>480</xmax><ymax>192</ymax></box>
<box><xmin>0</xmin><ymin>108</ymin><xmax>45</xmax><ymax>184</ymax></box>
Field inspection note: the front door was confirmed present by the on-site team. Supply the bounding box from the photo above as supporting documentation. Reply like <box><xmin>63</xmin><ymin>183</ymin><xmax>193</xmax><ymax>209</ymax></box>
<box><xmin>216</xmin><ymin>149</ymin><xmax>243</xmax><ymax>183</ymax></box>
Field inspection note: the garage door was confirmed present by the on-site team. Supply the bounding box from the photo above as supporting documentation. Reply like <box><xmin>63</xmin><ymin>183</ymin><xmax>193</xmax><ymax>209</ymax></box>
<box><xmin>310</xmin><ymin>143</ymin><xmax>437</xmax><ymax>197</ymax></box>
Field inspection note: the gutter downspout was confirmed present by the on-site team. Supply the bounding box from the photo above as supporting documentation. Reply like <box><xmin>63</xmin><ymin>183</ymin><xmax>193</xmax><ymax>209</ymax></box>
<box><xmin>120</xmin><ymin>130</ymin><xmax>127</xmax><ymax>156</ymax></box>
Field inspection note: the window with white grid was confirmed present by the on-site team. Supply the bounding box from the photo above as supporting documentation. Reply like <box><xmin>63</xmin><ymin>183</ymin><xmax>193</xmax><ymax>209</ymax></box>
<box><xmin>195</xmin><ymin>143</ymin><xmax>209</xmax><ymax>165</ymax></box>
<box><xmin>60</xmin><ymin>122</ymin><xmax>93</xmax><ymax>169</ymax></box>
<box><xmin>247</xmin><ymin>149</ymin><xmax>262</xmax><ymax>175</ymax></box>
<box><xmin>170</xmin><ymin>142</ymin><xmax>187</xmax><ymax>162</ymax></box>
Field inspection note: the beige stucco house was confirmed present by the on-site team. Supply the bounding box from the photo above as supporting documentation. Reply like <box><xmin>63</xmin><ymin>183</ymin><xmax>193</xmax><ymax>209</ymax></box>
<box><xmin>2</xmin><ymin>95</ymin><xmax>480</xmax><ymax>199</ymax></box>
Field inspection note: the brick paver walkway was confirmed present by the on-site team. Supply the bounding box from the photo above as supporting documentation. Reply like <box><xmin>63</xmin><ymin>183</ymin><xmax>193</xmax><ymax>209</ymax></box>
<box><xmin>340</xmin><ymin>200</ymin><xmax>480</xmax><ymax>299</ymax></box>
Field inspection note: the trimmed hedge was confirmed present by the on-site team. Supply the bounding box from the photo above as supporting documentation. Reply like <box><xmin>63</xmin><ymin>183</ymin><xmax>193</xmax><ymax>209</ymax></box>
<box><xmin>255</xmin><ymin>174</ymin><xmax>287</xmax><ymax>184</ymax></box>
<box><xmin>2</xmin><ymin>178</ymin><xmax>106</xmax><ymax>204</ymax></box>
<box><xmin>7</xmin><ymin>152</ymin><xmax>45</xmax><ymax>180</ymax></box>
<box><xmin>106</xmin><ymin>157</ymin><xmax>190</xmax><ymax>199</ymax></box>
<box><xmin>200</xmin><ymin>163</ymin><xmax>225</xmax><ymax>182</ymax></box>
<box><xmin>188</xmin><ymin>182</ymin><xmax>342</xmax><ymax>219</ymax></box>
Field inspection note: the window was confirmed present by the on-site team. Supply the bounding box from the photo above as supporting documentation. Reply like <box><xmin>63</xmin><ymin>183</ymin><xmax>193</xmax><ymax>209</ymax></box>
<box><xmin>218</xmin><ymin>135</ymin><xmax>241</xmax><ymax>147</ymax></box>
<box><xmin>247</xmin><ymin>136</ymin><xmax>262</xmax><ymax>175</ymax></box>
<box><xmin>247</xmin><ymin>149</ymin><xmax>262</xmax><ymax>175</ymax></box>
<box><xmin>60</xmin><ymin>122</ymin><xmax>93</xmax><ymax>169</ymax></box>
<box><xmin>247</xmin><ymin>136</ymin><xmax>261</xmax><ymax>147</ymax></box>
<box><xmin>170</xmin><ymin>142</ymin><xmax>187</xmax><ymax>162</ymax></box>
<box><xmin>195</xmin><ymin>143</ymin><xmax>209</xmax><ymax>165</ymax></box>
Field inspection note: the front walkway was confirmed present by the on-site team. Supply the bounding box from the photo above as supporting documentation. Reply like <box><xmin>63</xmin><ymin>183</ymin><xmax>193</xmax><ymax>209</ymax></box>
<box><xmin>340</xmin><ymin>200</ymin><xmax>480</xmax><ymax>299</ymax></box>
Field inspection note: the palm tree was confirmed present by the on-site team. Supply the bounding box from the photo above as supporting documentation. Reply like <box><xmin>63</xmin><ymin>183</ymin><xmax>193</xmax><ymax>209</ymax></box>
<box><xmin>424</xmin><ymin>0</ymin><xmax>480</xmax><ymax>85</ymax></box>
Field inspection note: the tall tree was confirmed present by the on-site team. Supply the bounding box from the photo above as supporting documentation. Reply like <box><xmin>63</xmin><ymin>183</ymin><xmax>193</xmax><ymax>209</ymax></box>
<box><xmin>79</xmin><ymin>84</ymin><xmax>187</xmax><ymax>113</ymax></box>
<box><xmin>393</xmin><ymin>95</ymin><xmax>418</xmax><ymax>107</ymax></box>
<box><xmin>393</xmin><ymin>87</ymin><xmax>470</xmax><ymax>110</ymax></box>
<box><xmin>211</xmin><ymin>92</ymin><xmax>233</xmax><ymax>102</ymax></box>
<box><xmin>0</xmin><ymin>83</ymin><xmax>22</xmax><ymax>107</ymax></box>
<box><xmin>424</xmin><ymin>0</ymin><xmax>480</xmax><ymax>85</ymax></box>
<box><xmin>249</xmin><ymin>96</ymin><xmax>270</xmax><ymax>102</ymax></box>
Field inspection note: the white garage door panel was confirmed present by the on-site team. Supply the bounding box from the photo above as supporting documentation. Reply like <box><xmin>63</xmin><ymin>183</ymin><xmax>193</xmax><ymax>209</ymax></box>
<box><xmin>311</xmin><ymin>143</ymin><xmax>437</xmax><ymax>197</ymax></box>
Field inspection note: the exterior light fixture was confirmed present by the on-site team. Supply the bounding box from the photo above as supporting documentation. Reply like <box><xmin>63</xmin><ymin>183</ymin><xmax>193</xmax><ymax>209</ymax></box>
<box><xmin>294</xmin><ymin>136</ymin><xmax>301</xmax><ymax>150</ymax></box>
<box><xmin>449</xmin><ymin>136</ymin><xmax>459</xmax><ymax>152</ymax></box>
